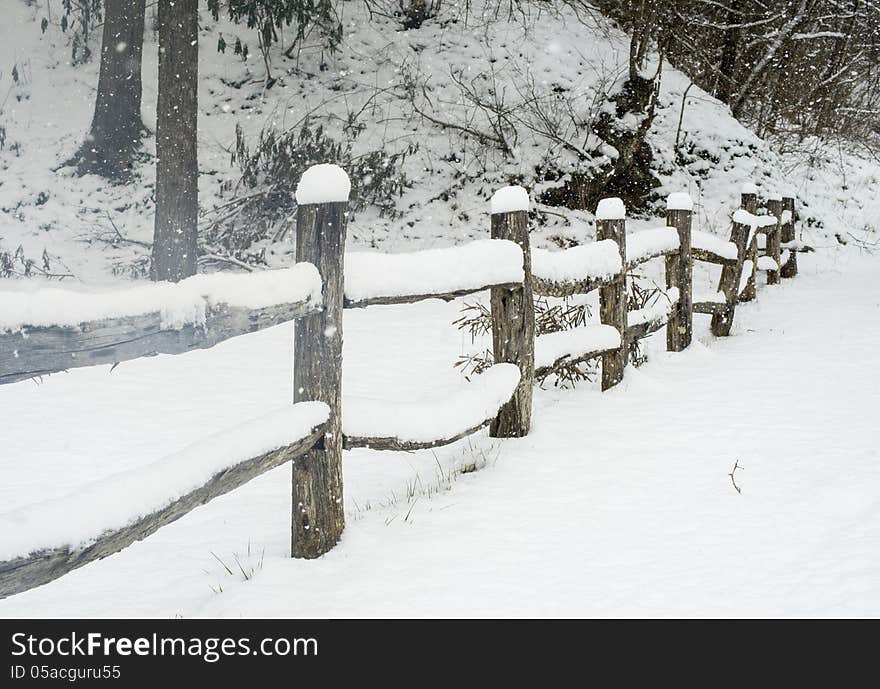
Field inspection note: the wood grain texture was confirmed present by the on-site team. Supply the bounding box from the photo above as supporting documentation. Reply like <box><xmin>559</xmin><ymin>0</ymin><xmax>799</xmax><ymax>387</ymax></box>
<box><xmin>693</xmin><ymin>301</ymin><xmax>729</xmax><ymax>315</ymax></box>
<box><xmin>781</xmin><ymin>196</ymin><xmax>798</xmax><ymax>278</ymax></box>
<box><xmin>489</xmin><ymin>209</ymin><xmax>534</xmax><ymax>438</ymax></box>
<box><xmin>766</xmin><ymin>198</ymin><xmax>783</xmax><ymax>285</ymax></box>
<box><xmin>690</xmin><ymin>247</ymin><xmax>737</xmax><ymax>266</ymax></box>
<box><xmin>534</xmin><ymin>346</ymin><xmax>618</xmax><ymax>379</ymax></box>
<box><xmin>0</xmin><ymin>424</ymin><xmax>326</xmax><ymax>600</ymax></box>
<box><xmin>0</xmin><ymin>300</ymin><xmax>320</xmax><ymax>386</ymax></box>
<box><xmin>710</xmin><ymin>213</ymin><xmax>751</xmax><ymax>337</ymax></box>
<box><xmin>665</xmin><ymin>207</ymin><xmax>693</xmax><ymax>352</ymax></box>
<box><xmin>626</xmin><ymin>316</ymin><xmax>669</xmax><ymax>342</ymax></box>
<box><xmin>343</xmin><ymin>421</ymin><xmax>493</xmax><ymax>452</ymax></box>
<box><xmin>292</xmin><ymin>201</ymin><xmax>347</xmax><ymax>559</ymax></box>
<box><xmin>739</xmin><ymin>192</ymin><xmax>759</xmax><ymax>302</ymax></box>
<box><xmin>597</xmin><ymin>218</ymin><xmax>627</xmax><ymax>391</ymax></box>
<box><xmin>531</xmin><ymin>275</ymin><xmax>607</xmax><ymax>298</ymax></box>
<box><xmin>344</xmin><ymin>282</ymin><xmax>521</xmax><ymax>309</ymax></box>
<box><xmin>626</xmin><ymin>247</ymin><xmax>678</xmax><ymax>270</ymax></box>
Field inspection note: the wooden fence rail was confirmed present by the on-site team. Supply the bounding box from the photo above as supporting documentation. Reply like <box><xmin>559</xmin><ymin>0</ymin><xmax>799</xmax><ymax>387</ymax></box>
<box><xmin>0</xmin><ymin>165</ymin><xmax>807</xmax><ymax>599</ymax></box>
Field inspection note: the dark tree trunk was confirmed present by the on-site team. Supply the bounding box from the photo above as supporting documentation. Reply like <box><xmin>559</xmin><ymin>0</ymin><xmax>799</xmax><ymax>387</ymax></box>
<box><xmin>716</xmin><ymin>21</ymin><xmax>738</xmax><ymax>105</ymax></box>
<box><xmin>74</xmin><ymin>0</ymin><xmax>145</xmax><ymax>179</ymax></box>
<box><xmin>152</xmin><ymin>0</ymin><xmax>199</xmax><ymax>282</ymax></box>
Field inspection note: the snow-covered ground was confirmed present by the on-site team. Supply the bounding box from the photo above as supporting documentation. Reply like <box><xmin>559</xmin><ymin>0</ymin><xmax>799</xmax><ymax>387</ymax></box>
<box><xmin>2</xmin><ymin>0</ymin><xmax>879</xmax><ymax>618</ymax></box>
<box><xmin>2</xmin><ymin>247</ymin><xmax>878</xmax><ymax>617</ymax></box>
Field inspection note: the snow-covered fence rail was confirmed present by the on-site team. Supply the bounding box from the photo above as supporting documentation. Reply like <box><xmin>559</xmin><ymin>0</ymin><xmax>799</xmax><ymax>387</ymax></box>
<box><xmin>344</xmin><ymin>240</ymin><xmax>523</xmax><ymax>309</ymax></box>
<box><xmin>691</xmin><ymin>230</ymin><xmax>738</xmax><ymax>267</ymax></box>
<box><xmin>531</xmin><ymin>240</ymin><xmax>622</xmax><ymax>298</ymax></box>
<box><xmin>0</xmin><ymin>266</ymin><xmax>323</xmax><ymax>386</ymax></box>
<box><xmin>343</xmin><ymin>364</ymin><xmax>521</xmax><ymax>451</ymax></box>
<box><xmin>0</xmin><ymin>164</ymin><xmax>809</xmax><ymax>598</ymax></box>
<box><xmin>0</xmin><ymin>404</ymin><xmax>329</xmax><ymax>599</ymax></box>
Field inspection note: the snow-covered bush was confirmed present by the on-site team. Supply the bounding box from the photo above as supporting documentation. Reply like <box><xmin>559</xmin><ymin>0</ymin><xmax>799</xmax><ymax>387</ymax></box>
<box><xmin>454</xmin><ymin>296</ymin><xmax>596</xmax><ymax>388</ymax></box>
<box><xmin>0</xmin><ymin>242</ymin><xmax>63</xmax><ymax>279</ymax></box>
<box><xmin>203</xmin><ymin>120</ymin><xmax>415</xmax><ymax>263</ymax></box>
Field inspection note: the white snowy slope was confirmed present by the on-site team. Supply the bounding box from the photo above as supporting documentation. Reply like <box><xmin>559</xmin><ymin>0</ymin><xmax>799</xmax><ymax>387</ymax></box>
<box><xmin>1</xmin><ymin>250</ymin><xmax>879</xmax><ymax>617</ymax></box>
<box><xmin>1</xmin><ymin>0</ymin><xmax>871</xmax><ymax>285</ymax></box>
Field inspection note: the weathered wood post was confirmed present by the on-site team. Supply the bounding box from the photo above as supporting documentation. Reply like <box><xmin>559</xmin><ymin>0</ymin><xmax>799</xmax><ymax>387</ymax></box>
<box><xmin>711</xmin><ymin>193</ymin><xmax>753</xmax><ymax>337</ymax></box>
<box><xmin>489</xmin><ymin>186</ymin><xmax>535</xmax><ymax>438</ymax></box>
<box><xmin>739</xmin><ymin>185</ymin><xmax>759</xmax><ymax>302</ymax></box>
<box><xmin>597</xmin><ymin>197</ymin><xmax>627</xmax><ymax>390</ymax></box>
<box><xmin>781</xmin><ymin>195</ymin><xmax>798</xmax><ymax>278</ymax></box>
<box><xmin>665</xmin><ymin>192</ymin><xmax>693</xmax><ymax>352</ymax></box>
<box><xmin>292</xmin><ymin>164</ymin><xmax>348</xmax><ymax>558</ymax></box>
<box><xmin>766</xmin><ymin>194</ymin><xmax>783</xmax><ymax>285</ymax></box>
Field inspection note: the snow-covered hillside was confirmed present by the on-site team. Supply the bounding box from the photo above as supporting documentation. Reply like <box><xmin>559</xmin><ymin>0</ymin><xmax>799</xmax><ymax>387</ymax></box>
<box><xmin>0</xmin><ymin>0</ymin><xmax>876</xmax><ymax>286</ymax></box>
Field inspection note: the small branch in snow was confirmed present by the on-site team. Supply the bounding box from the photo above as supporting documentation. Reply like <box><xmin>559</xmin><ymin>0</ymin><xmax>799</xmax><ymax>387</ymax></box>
<box><xmin>198</xmin><ymin>253</ymin><xmax>256</xmax><ymax>272</ymax></box>
<box><xmin>729</xmin><ymin>460</ymin><xmax>744</xmax><ymax>494</ymax></box>
<box><xmin>105</xmin><ymin>212</ymin><xmax>152</xmax><ymax>249</ymax></box>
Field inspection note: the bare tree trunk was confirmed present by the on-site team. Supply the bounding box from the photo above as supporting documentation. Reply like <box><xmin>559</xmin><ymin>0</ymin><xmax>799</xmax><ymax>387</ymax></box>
<box><xmin>730</xmin><ymin>0</ymin><xmax>808</xmax><ymax>119</ymax></box>
<box><xmin>152</xmin><ymin>0</ymin><xmax>199</xmax><ymax>282</ymax></box>
<box><xmin>74</xmin><ymin>0</ymin><xmax>145</xmax><ymax>179</ymax></box>
<box><xmin>716</xmin><ymin>17</ymin><xmax>738</xmax><ymax>104</ymax></box>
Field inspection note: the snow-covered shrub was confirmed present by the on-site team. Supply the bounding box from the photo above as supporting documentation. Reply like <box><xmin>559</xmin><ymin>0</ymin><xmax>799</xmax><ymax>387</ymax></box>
<box><xmin>453</xmin><ymin>296</ymin><xmax>596</xmax><ymax>388</ymax></box>
<box><xmin>38</xmin><ymin>0</ymin><xmax>102</xmax><ymax>64</ymax></box>
<box><xmin>203</xmin><ymin>120</ymin><xmax>415</xmax><ymax>263</ymax></box>
<box><xmin>0</xmin><ymin>242</ymin><xmax>63</xmax><ymax>279</ymax></box>
<box><xmin>399</xmin><ymin>0</ymin><xmax>442</xmax><ymax>30</ymax></box>
<box><xmin>626</xmin><ymin>274</ymin><xmax>664</xmax><ymax>368</ymax></box>
<box><xmin>209</xmin><ymin>0</ymin><xmax>343</xmax><ymax>85</ymax></box>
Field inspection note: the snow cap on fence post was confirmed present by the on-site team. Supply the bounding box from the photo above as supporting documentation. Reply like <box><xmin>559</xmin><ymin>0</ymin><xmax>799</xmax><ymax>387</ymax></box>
<box><xmin>666</xmin><ymin>192</ymin><xmax>693</xmax><ymax>212</ymax></box>
<box><xmin>596</xmin><ymin>197</ymin><xmax>626</xmax><ymax>220</ymax></box>
<box><xmin>295</xmin><ymin>164</ymin><xmax>351</xmax><ymax>205</ymax></box>
<box><xmin>490</xmin><ymin>185</ymin><xmax>530</xmax><ymax>215</ymax></box>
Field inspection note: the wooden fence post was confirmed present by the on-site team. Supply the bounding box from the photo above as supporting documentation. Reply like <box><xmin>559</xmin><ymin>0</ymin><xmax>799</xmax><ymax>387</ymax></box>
<box><xmin>597</xmin><ymin>198</ymin><xmax>627</xmax><ymax>391</ymax></box>
<box><xmin>292</xmin><ymin>164</ymin><xmax>348</xmax><ymax>559</ymax></box>
<box><xmin>490</xmin><ymin>186</ymin><xmax>535</xmax><ymax>438</ymax></box>
<box><xmin>665</xmin><ymin>193</ymin><xmax>693</xmax><ymax>352</ymax></box>
<box><xmin>766</xmin><ymin>194</ymin><xmax>783</xmax><ymax>285</ymax></box>
<box><xmin>711</xmin><ymin>195</ymin><xmax>752</xmax><ymax>337</ymax></box>
<box><xmin>739</xmin><ymin>186</ymin><xmax>759</xmax><ymax>302</ymax></box>
<box><xmin>781</xmin><ymin>195</ymin><xmax>798</xmax><ymax>278</ymax></box>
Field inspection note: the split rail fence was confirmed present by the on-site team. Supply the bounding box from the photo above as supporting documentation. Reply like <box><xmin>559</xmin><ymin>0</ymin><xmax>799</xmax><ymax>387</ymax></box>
<box><xmin>0</xmin><ymin>165</ymin><xmax>811</xmax><ymax>598</ymax></box>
